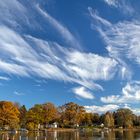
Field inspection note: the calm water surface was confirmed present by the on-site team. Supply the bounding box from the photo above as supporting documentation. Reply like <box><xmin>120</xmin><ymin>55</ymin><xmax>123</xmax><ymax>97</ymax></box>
<box><xmin>1</xmin><ymin>130</ymin><xmax>140</xmax><ymax>140</ymax></box>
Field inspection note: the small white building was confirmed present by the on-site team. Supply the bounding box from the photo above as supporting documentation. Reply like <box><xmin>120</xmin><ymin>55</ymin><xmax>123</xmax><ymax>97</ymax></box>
<box><xmin>52</xmin><ymin>122</ymin><xmax>58</xmax><ymax>128</ymax></box>
<box><xmin>74</xmin><ymin>124</ymin><xmax>79</xmax><ymax>128</ymax></box>
<box><xmin>100</xmin><ymin>123</ymin><xmax>104</xmax><ymax>128</ymax></box>
<box><xmin>46</xmin><ymin>122</ymin><xmax>58</xmax><ymax>128</ymax></box>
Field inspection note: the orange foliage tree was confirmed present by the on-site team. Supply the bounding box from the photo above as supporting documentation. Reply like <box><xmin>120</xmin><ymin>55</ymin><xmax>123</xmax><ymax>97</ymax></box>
<box><xmin>0</xmin><ymin>101</ymin><xmax>20</xmax><ymax>129</ymax></box>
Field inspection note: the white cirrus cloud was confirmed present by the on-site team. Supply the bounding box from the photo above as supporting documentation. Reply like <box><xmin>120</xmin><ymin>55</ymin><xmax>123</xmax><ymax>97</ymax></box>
<box><xmin>105</xmin><ymin>21</ymin><xmax>140</xmax><ymax>66</ymax></box>
<box><xmin>84</xmin><ymin>104</ymin><xmax>119</xmax><ymax>114</ymax></box>
<box><xmin>89</xmin><ymin>7</ymin><xmax>140</xmax><ymax>80</ymax></box>
<box><xmin>0</xmin><ymin>76</ymin><xmax>10</xmax><ymax>81</ymax></box>
<box><xmin>104</xmin><ymin>0</ymin><xmax>118</xmax><ymax>7</ymax></box>
<box><xmin>72</xmin><ymin>86</ymin><xmax>94</xmax><ymax>99</ymax></box>
<box><xmin>0</xmin><ymin>0</ymin><xmax>79</xmax><ymax>45</ymax></box>
<box><xmin>36</xmin><ymin>4</ymin><xmax>81</xmax><ymax>49</ymax></box>
<box><xmin>14</xmin><ymin>91</ymin><xmax>24</xmax><ymax>96</ymax></box>
<box><xmin>0</xmin><ymin>25</ymin><xmax>119</xmax><ymax>91</ymax></box>
<box><xmin>89</xmin><ymin>7</ymin><xmax>139</xmax><ymax>64</ymax></box>
<box><xmin>0</xmin><ymin>0</ymin><xmax>45</xmax><ymax>32</ymax></box>
<box><xmin>0</xmin><ymin>59</ymin><xmax>29</xmax><ymax>77</ymax></box>
<box><xmin>88</xmin><ymin>7</ymin><xmax>111</xmax><ymax>27</ymax></box>
<box><xmin>0</xmin><ymin>0</ymin><xmax>42</xmax><ymax>32</ymax></box>
<box><xmin>101</xmin><ymin>81</ymin><xmax>140</xmax><ymax>104</ymax></box>
<box><xmin>65</xmin><ymin>50</ymin><xmax>118</xmax><ymax>81</ymax></box>
<box><xmin>103</xmin><ymin>0</ymin><xmax>134</xmax><ymax>15</ymax></box>
<box><xmin>0</xmin><ymin>0</ymin><xmax>125</xmax><ymax>99</ymax></box>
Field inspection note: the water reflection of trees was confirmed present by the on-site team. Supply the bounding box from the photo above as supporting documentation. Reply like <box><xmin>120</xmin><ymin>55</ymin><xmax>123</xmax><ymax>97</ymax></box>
<box><xmin>124</xmin><ymin>130</ymin><xmax>134</xmax><ymax>140</ymax></box>
<box><xmin>0</xmin><ymin>132</ymin><xmax>16</xmax><ymax>140</ymax></box>
<box><xmin>115</xmin><ymin>130</ymin><xmax>124</xmax><ymax>139</ymax></box>
<box><xmin>1</xmin><ymin>130</ymin><xmax>140</xmax><ymax>140</ymax></box>
<box><xmin>105</xmin><ymin>131</ymin><xmax>115</xmax><ymax>140</ymax></box>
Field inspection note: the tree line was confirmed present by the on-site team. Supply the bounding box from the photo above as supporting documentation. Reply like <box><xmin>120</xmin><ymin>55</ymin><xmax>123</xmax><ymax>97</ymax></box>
<box><xmin>0</xmin><ymin>101</ymin><xmax>140</xmax><ymax>130</ymax></box>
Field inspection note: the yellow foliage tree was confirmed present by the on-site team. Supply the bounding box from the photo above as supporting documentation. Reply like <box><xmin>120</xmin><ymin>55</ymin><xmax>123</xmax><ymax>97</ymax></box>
<box><xmin>0</xmin><ymin>101</ymin><xmax>20</xmax><ymax>129</ymax></box>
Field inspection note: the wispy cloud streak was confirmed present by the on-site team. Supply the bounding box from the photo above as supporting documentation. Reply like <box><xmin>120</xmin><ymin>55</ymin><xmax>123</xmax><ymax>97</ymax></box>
<box><xmin>0</xmin><ymin>0</ymin><xmax>125</xmax><ymax>100</ymax></box>
<box><xmin>0</xmin><ymin>25</ymin><xmax>119</xmax><ymax>92</ymax></box>
<box><xmin>88</xmin><ymin>7</ymin><xmax>140</xmax><ymax>80</ymax></box>
<box><xmin>14</xmin><ymin>91</ymin><xmax>24</xmax><ymax>96</ymax></box>
<box><xmin>101</xmin><ymin>81</ymin><xmax>140</xmax><ymax>104</ymax></box>
<box><xmin>103</xmin><ymin>0</ymin><xmax>134</xmax><ymax>15</ymax></box>
<box><xmin>36</xmin><ymin>5</ymin><xmax>81</xmax><ymax>49</ymax></box>
<box><xmin>0</xmin><ymin>76</ymin><xmax>10</xmax><ymax>81</ymax></box>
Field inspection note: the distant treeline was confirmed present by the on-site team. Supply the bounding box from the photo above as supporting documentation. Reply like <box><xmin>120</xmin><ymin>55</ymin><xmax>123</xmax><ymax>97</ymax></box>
<box><xmin>0</xmin><ymin>101</ymin><xmax>139</xmax><ymax>130</ymax></box>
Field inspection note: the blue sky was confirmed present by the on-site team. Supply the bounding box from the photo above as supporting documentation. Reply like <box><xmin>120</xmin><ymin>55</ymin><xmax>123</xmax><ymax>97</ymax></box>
<box><xmin>0</xmin><ymin>0</ymin><xmax>140</xmax><ymax>114</ymax></box>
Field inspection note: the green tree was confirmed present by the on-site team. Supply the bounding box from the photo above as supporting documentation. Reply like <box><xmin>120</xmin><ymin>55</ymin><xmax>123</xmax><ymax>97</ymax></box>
<box><xmin>19</xmin><ymin>105</ymin><xmax>27</xmax><ymax>128</ymax></box>
<box><xmin>92</xmin><ymin>113</ymin><xmax>100</xmax><ymax>125</ymax></box>
<box><xmin>132</xmin><ymin>114</ymin><xmax>140</xmax><ymax>127</ymax></box>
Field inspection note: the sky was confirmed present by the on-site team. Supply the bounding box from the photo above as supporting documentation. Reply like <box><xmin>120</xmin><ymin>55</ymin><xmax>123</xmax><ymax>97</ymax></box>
<box><xmin>0</xmin><ymin>0</ymin><xmax>140</xmax><ymax>114</ymax></box>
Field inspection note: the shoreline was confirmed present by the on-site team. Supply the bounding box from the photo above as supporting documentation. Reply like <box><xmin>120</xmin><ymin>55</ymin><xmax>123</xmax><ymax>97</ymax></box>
<box><xmin>26</xmin><ymin>128</ymin><xmax>140</xmax><ymax>132</ymax></box>
<box><xmin>1</xmin><ymin>127</ymin><xmax>140</xmax><ymax>133</ymax></box>
<box><xmin>41</xmin><ymin>128</ymin><xmax>78</xmax><ymax>132</ymax></box>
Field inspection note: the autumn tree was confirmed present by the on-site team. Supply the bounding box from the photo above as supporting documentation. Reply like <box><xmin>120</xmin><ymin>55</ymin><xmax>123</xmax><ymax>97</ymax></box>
<box><xmin>26</xmin><ymin>104</ymin><xmax>43</xmax><ymax>130</ymax></box>
<box><xmin>82</xmin><ymin>113</ymin><xmax>93</xmax><ymax>126</ymax></box>
<box><xmin>104</xmin><ymin>112</ymin><xmax>114</xmax><ymax>128</ymax></box>
<box><xmin>25</xmin><ymin>102</ymin><xmax>58</xmax><ymax>129</ymax></box>
<box><xmin>0</xmin><ymin>101</ymin><xmax>20</xmax><ymax>129</ymax></box>
<box><xmin>42</xmin><ymin>102</ymin><xmax>58</xmax><ymax>126</ymax></box>
<box><xmin>59</xmin><ymin>102</ymin><xmax>85</xmax><ymax>127</ymax></box>
<box><xmin>114</xmin><ymin>108</ymin><xmax>133</xmax><ymax>128</ymax></box>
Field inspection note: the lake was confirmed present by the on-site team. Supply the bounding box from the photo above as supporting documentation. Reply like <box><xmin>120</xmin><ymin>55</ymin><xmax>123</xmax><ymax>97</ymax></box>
<box><xmin>1</xmin><ymin>129</ymin><xmax>140</xmax><ymax>140</ymax></box>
